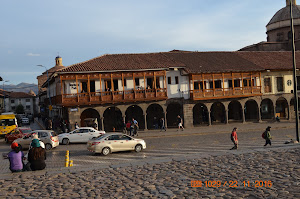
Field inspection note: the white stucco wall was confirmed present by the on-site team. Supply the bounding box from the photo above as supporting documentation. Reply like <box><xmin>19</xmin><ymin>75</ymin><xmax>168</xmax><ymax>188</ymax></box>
<box><xmin>166</xmin><ymin>70</ymin><xmax>189</xmax><ymax>99</ymax></box>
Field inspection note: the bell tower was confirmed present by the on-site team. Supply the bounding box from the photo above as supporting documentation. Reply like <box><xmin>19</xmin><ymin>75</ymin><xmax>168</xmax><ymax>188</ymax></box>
<box><xmin>286</xmin><ymin>0</ymin><xmax>297</xmax><ymax>6</ymax></box>
<box><xmin>55</xmin><ymin>56</ymin><xmax>63</xmax><ymax>66</ymax></box>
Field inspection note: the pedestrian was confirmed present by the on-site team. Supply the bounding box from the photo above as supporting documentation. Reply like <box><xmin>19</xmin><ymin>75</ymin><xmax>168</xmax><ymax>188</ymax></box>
<box><xmin>7</xmin><ymin>142</ymin><xmax>24</xmax><ymax>173</ymax></box>
<box><xmin>28</xmin><ymin>139</ymin><xmax>46</xmax><ymax>171</ymax></box>
<box><xmin>177</xmin><ymin>115</ymin><xmax>184</xmax><ymax>131</ymax></box>
<box><xmin>132</xmin><ymin>118</ymin><xmax>139</xmax><ymax>136</ymax></box>
<box><xmin>160</xmin><ymin>117</ymin><xmax>166</xmax><ymax>131</ymax></box>
<box><xmin>75</xmin><ymin>122</ymin><xmax>79</xmax><ymax>129</ymax></box>
<box><xmin>230</xmin><ymin>127</ymin><xmax>238</xmax><ymax>150</ymax></box>
<box><xmin>263</xmin><ymin>126</ymin><xmax>272</xmax><ymax>146</ymax></box>
<box><xmin>48</xmin><ymin>119</ymin><xmax>52</xmax><ymax>130</ymax></box>
<box><xmin>126</xmin><ymin>121</ymin><xmax>131</xmax><ymax>135</ymax></box>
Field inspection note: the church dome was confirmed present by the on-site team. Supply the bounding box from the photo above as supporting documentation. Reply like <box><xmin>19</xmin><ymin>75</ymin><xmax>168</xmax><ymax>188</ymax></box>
<box><xmin>267</xmin><ymin>4</ymin><xmax>300</xmax><ymax>26</ymax></box>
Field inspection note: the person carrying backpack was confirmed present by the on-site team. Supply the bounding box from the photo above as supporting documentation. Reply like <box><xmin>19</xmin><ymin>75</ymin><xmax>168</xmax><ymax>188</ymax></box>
<box><xmin>230</xmin><ymin>127</ymin><xmax>238</xmax><ymax>150</ymax></box>
<box><xmin>263</xmin><ymin>126</ymin><xmax>272</xmax><ymax>146</ymax></box>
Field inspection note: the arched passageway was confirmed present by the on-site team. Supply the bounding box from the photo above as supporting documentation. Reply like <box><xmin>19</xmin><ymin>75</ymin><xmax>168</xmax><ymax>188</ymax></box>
<box><xmin>261</xmin><ymin>99</ymin><xmax>274</xmax><ymax>120</ymax></box>
<box><xmin>167</xmin><ymin>103</ymin><xmax>183</xmax><ymax>128</ymax></box>
<box><xmin>146</xmin><ymin>104</ymin><xmax>164</xmax><ymax>130</ymax></box>
<box><xmin>103</xmin><ymin>107</ymin><xmax>123</xmax><ymax>132</ymax></box>
<box><xmin>80</xmin><ymin>108</ymin><xmax>101</xmax><ymax>130</ymax></box>
<box><xmin>228</xmin><ymin>100</ymin><xmax>243</xmax><ymax>122</ymax></box>
<box><xmin>244</xmin><ymin>100</ymin><xmax>259</xmax><ymax>121</ymax></box>
<box><xmin>193</xmin><ymin>103</ymin><xmax>209</xmax><ymax>126</ymax></box>
<box><xmin>276</xmin><ymin>97</ymin><xmax>289</xmax><ymax>119</ymax></box>
<box><xmin>125</xmin><ymin>105</ymin><xmax>145</xmax><ymax>130</ymax></box>
<box><xmin>210</xmin><ymin>102</ymin><xmax>225</xmax><ymax>124</ymax></box>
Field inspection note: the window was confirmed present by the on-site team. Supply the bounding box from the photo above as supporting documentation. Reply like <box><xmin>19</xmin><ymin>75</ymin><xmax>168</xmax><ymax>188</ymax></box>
<box><xmin>228</xmin><ymin>80</ymin><xmax>233</xmax><ymax>88</ymax></box>
<box><xmin>107</xmin><ymin>135</ymin><xmax>120</xmax><ymax>140</ymax></box>
<box><xmin>243</xmin><ymin>79</ymin><xmax>248</xmax><ymax>87</ymax></box>
<box><xmin>124</xmin><ymin>78</ymin><xmax>127</xmax><ymax>87</ymax></box>
<box><xmin>168</xmin><ymin>77</ymin><xmax>171</xmax><ymax>84</ymax></box>
<box><xmin>81</xmin><ymin>82</ymin><xmax>87</xmax><ymax>92</ymax></box>
<box><xmin>175</xmin><ymin>76</ymin><xmax>179</xmax><ymax>84</ymax></box>
<box><xmin>26</xmin><ymin>99</ymin><xmax>30</xmax><ymax>102</ymax></box>
<box><xmin>120</xmin><ymin>135</ymin><xmax>132</xmax><ymax>140</ymax></box>
<box><xmin>234</xmin><ymin>79</ymin><xmax>240</xmax><ymax>87</ymax></box>
<box><xmin>264</xmin><ymin>77</ymin><xmax>272</xmax><ymax>93</ymax></box>
<box><xmin>276</xmin><ymin>77</ymin><xmax>284</xmax><ymax>92</ymax></box>
<box><xmin>194</xmin><ymin>82</ymin><xmax>199</xmax><ymax>90</ymax></box>
<box><xmin>135</xmin><ymin>78</ymin><xmax>140</xmax><ymax>86</ymax></box>
<box><xmin>12</xmin><ymin>106</ymin><xmax>15</xmax><ymax>110</ymax></box>
<box><xmin>11</xmin><ymin>100</ymin><xmax>15</xmax><ymax>104</ymax></box>
<box><xmin>214</xmin><ymin>80</ymin><xmax>222</xmax><ymax>89</ymax></box>
<box><xmin>26</xmin><ymin>105</ymin><xmax>30</xmax><ymax>110</ymax></box>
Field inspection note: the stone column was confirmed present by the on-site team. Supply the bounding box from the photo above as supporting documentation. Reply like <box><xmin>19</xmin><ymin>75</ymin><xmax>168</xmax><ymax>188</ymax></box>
<box><xmin>242</xmin><ymin>105</ymin><xmax>246</xmax><ymax>123</ymax></box>
<box><xmin>208</xmin><ymin>111</ymin><xmax>212</xmax><ymax>126</ymax></box>
<box><xmin>225</xmin><ymin>108</ymin><xmax>229</xmax><ymax>124</ymax></box>
<box><xmin>164</xmin><ymin>112</ymin><xmax>167</xmax><ymax>128</ymax></box>
<box><xmin>144</xmin><ymin>114</ymin><xmax>148</xmax><ymax>131</ymax></box>
<box><xmin>183</xmin><ymin>103</ymin><xmax>194</xmax><ymax>128</ymax></box>
<box><xmin>258</xmin><ymin>105</ymin><xmax>262</xmax><ymax>122</ymax></box>
<box><xmin>273</xmin><ymin>102</ymin><xmax>277</xmax><ymax>120</ymax></box>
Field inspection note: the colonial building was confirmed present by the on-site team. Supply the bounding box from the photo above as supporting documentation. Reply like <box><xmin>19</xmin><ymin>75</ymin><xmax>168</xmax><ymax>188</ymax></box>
<box><xmin>240</xmin><ymin>0</ymin><xmax>300</xmax><ymax>51</ymax></box>
<box><xmin>4</xmin><ymin>91</ymin><xmax>38</xmax><ymax>115</ymax></box>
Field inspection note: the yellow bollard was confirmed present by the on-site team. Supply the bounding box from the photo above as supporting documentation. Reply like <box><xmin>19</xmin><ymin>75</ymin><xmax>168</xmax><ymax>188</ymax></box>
<box><xmin>69</xmin><ymin>160</ymin><xmax>73</xmax><ymax>167</ymax></box>
<box><xmin>65</xmin><ymin>150</ymin><xmax>70</xmax><ymax>167</ymax></box>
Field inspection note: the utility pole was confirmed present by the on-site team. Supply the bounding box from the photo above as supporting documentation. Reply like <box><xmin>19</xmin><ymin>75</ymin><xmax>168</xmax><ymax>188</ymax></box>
<box><xmin>290</xmin><ymin>0</ymin><xmax>300</xmax><ymax>142</ymax></box>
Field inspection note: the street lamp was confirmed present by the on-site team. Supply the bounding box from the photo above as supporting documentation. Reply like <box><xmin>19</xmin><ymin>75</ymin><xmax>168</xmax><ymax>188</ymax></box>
<box><xmin>37</xmin><ymin>65</ymin><xmax>52</xmax><ymax>114</ymax></box>
<box><xmin>290</xmin><ymin>0</ymin><xmax>300</xmax><ymax>142</ymax></box>
<box><xmin>3</xmin><ymin>80</ymin><xmax>9</xmax><ymax>112</ymax></box>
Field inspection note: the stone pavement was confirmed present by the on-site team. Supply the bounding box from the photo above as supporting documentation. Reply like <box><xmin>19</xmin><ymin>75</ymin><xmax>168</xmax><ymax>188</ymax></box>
<box><xmin>0</xmin><ymin>144</ymin><xmax>299</xmax><ymax>198</ymax></box>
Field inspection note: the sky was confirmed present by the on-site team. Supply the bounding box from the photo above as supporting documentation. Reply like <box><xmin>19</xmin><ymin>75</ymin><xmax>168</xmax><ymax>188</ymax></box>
<box><xmin>0</xmin><ymin>0</ymin><xmax>287</xmax><ymax>85</ymax></box>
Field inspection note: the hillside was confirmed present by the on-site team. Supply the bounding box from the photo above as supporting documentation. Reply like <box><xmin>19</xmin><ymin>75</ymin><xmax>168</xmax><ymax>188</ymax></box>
<box><xmin>3</xmin><ymin>83</ymin><xmax>38</xmax><ymax>95</ymax></box>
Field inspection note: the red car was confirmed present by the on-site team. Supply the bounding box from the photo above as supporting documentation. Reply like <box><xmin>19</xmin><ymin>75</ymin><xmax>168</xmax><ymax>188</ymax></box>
<box><xmin>5</xmin><ymin>127</ymin><xmax>32</xmax><ymax>143</ymax></box>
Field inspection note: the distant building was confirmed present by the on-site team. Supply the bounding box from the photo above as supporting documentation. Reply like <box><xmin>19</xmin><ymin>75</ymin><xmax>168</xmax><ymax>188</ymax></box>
<box><xmin>240</xmin><ymin>0</ymin><xmax>300</xmax><ymax>51</ymax></box>
<box><xmin>4</xmin><ymin>91</ymin><xmax>38</xmax><ymax>115</ymax></box>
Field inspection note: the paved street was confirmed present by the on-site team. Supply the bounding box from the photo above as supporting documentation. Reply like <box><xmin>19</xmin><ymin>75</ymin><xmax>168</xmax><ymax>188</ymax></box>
<box><xmin>0</xmin><ymin>120</ymin><xmax>299</xmax><ymax>198</ymax></box>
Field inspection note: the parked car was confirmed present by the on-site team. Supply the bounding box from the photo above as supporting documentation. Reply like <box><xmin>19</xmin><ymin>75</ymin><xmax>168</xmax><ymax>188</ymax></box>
<box><xmin>58</xmin><ymin>127</ymin><xmax>105</xmax><ymax>145</ymax></box>
<box><xmin>4</xmin><ymin>127</ymin><xmax>32</xmax><ymax>143</ymax></box>
<box><xmin>13</xmin><ymin>130</ymin><xmax>59</xmax><ymax>150</ymax></box>
<box><xmin>87</xmin><ymin>133</ymin><xmax>146</xmax><ymax>156</ymax></box>
<box><xmin>21</xmin><ymin>117</ymin><xmax>30</xmax><ymax>124</ymax></box>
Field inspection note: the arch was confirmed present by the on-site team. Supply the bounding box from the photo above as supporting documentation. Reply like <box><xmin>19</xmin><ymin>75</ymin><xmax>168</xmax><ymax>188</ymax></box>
<box><xmin>261</xmin><ymin>98</ymin><xmax>274</xmax><ymax>120</ymax></box>
<box><xmin>146</xmin><ymin>104</ymin><xmax>164</xmax><ymax>130</ymax></box>
<box><xmin>210</xmin><ymin>102</ymin><xmax>225</xmax><ymax>124</ymax></box>
<box><xmin>244</xmin><ymin>100</ymin><xmax>259</xmax><ymax>121</ymax></box>
<box><xmin>80</xmin><ymin>108</ymin><xmax>101</xmax><ymax>130</ymax></box>
<box><xmin>125</xmin><ymin>105</ymin><xmax>145</xmax><ymax>130</ymax></box>
<box><xmin>193</xmin><ymin>103</ymin><xmax>209</xmax><ymax>126</ymax></box>
<box><xmin>228</xmin><ymin>100</ymin><xmax>243</xmax><ymax>122</ymax></box>
<box><xmin>166</xmin><ymin>103</ymin><xmax>183</xmax><ymax>127</ymax></box>
<box><xmin>276</xmin><ymin>97</ymin><xmax>289</xmax><ymax>119</ymax></box>
<box><xmin>103</xmin><ymin>107</ymin><xmax>123</xmax><ymax>132</ymax></box>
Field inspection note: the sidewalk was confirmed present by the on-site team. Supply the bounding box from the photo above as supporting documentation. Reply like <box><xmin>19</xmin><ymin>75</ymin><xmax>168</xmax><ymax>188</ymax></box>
<box><xmin>35</xmin><ymin>118</ymin><xmax>298</xmax><ymax>138</ymax></box>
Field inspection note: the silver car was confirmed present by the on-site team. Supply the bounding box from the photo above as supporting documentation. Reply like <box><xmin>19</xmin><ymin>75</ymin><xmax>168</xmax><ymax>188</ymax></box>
<box><xmin>87</xmin><ymin>133</ymin><xmax>146</xmax><ymax>155</ymax></box>
<box><xmin>13</xmin><ymin>130</ymin><xmax>59</xmax><ymax>150</ymax></box>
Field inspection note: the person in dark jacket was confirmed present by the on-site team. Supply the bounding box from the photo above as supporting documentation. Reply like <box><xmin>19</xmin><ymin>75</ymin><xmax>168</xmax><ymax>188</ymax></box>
<box><xmin>28</xmin><ymin>139</ymin><xmax>46</xmax><ymax>171</ymax></box>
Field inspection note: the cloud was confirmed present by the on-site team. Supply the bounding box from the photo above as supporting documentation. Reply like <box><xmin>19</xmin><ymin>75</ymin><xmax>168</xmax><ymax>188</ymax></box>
<box><xmin>27</xmin><ymin>53</ymin><xmax>40</xmax><ymax>57</ymax></box>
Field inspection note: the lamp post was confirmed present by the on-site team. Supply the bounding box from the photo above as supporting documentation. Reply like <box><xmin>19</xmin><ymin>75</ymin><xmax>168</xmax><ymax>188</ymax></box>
<box><xmin>290</xmin><ymin>0</ymin><xmax>300</xmax><ymax>142</ymax></box>
<box><xmin>2</xmin><ymin>80</ymin><xmax>9</xmax><ymax>112</ymax></box>
<box><xmin>37</xmin><ymin>65</ymin><xmax>52</xmax><ymax>116</ymax></box>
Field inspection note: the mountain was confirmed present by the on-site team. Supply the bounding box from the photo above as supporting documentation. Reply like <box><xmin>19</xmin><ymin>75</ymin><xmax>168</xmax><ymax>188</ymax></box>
<box><xmin>3</xmin><ymin>83</ymin><xmax>39</xmax><ymax>95</ymax></box>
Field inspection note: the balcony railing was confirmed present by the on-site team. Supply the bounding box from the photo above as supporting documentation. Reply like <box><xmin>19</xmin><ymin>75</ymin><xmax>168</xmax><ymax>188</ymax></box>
<box><xmin>190</xmin><ymin>86</ymin><xmax>262</xmax><ymax>100</ymax></box>
<box><xmin>46</xmin><ymin>88</ymin><xmax>167</xmax><ymax>106</ymax></box>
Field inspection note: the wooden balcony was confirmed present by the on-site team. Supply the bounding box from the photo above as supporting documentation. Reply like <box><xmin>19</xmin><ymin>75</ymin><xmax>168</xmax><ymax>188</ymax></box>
<box><xmin>190</xmin><ymin>86</ymin><xmax>262</xmax><ymax>100</ymax></box>
<box><xmin>47</xmin><ymin>88</ymin><xmax>167</xmax><ymax>107</ymax></box>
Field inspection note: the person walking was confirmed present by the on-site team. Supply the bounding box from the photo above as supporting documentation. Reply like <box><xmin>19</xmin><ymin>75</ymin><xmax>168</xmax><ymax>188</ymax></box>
<box><xmin>132</xmin><ymin>118</ymin><xmax>139</xmax><ymax>136</ymax></box>
<box><xmin>263</xmin><ymin>126</ymin><xmax>272</xmax><ymax>146</ymax></box>
<box><xmin>7</xmin><ymin>142</ymin><xmax>24</xmax><ymax>173</ymax></box>
<box><xmin>160</xmin><ymin>117</ymin><xmax>166</xmax><ymax>131</ymax></box>
<box><xmin>75</xmin><ymin>122</ymin><xmax>79</xmax><ymax>129</ymax></box>
<box><xmin>28</xmin><ymin>139</ymin><xmax>46</xmax><ymax>171</ymax></box>
<box><xmin>230</xmin><ymin>127</ymin><xmax>238</xmax><ymax>150</ymax></box>
<box><xmin>177</xmin><ymin>115</ymin><xmax>184</xmax><ymax>131</ymax></box>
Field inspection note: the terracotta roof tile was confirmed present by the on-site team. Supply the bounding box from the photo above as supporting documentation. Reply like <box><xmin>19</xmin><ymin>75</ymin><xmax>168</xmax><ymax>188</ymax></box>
<box><xmin>9</xmin><ymin>92</ymin><xmax>35</xmax><ymax>98</ymax></box>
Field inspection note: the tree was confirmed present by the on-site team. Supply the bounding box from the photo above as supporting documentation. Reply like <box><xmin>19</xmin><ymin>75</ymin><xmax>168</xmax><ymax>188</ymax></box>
<box><xmin>16</xmin><ymin>104</ymin><xmax>24</xmax><ymax>114</ymax></box>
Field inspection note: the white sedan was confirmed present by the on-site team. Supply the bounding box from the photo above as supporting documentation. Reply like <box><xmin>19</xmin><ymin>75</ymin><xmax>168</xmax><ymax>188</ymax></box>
<box><xmin>58</xmin><ymin>127</ymin><xmax>105</xmax><ymax>145</ymax></box>
<box><xmin>87</xmin><ymin>133</ymin><xmax>146</xmax><ymax>156</ymax></box>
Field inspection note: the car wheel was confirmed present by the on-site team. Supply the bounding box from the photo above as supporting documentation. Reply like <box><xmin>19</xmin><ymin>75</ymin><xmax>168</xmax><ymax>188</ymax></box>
<box><xmin>135</xmin><ymin>144</ymin><xmax>142</xmax><ymax>152</ymax></box>
<box><xmin>45</xmin><ymin>143</ymin><xmax>52</xmax><ymax>150</ymax></box>
<box><xmin>102</xmin><ymin>147</ymin><xmax>110</xmax><ymax>156</ymax></box>
<box><xmin>62</xmin><ymin>138</ymin><xmax>70</xmax><ymax>145</ymax></box>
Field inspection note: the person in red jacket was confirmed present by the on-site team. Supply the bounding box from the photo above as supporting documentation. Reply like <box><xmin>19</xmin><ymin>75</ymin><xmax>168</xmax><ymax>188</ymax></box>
<box><xmin>230</xmin><ymin>127</ymin><xmax>238</xmax><ymax>150</ymax></box>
